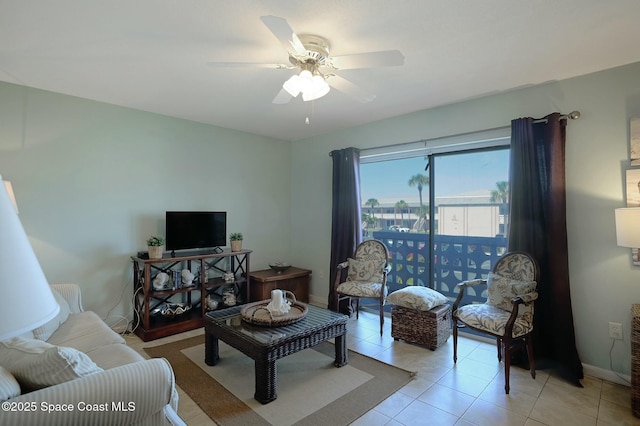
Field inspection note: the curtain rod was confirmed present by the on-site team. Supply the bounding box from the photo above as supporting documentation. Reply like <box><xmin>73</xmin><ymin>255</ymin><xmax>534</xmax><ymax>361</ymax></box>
<box><xmin>329</xmin><ymin>125</ymin><xmax>510</xmax><ymax>157</ymax></box>
<box><xmin>328</xmin><ymin>110</ymin><xmax>581</xmax><ymax>156</ymax></box>
<box><xmin>533</xmin><ymin>110</ymin><xmax>581</xmax><ymax>124</ymax></box>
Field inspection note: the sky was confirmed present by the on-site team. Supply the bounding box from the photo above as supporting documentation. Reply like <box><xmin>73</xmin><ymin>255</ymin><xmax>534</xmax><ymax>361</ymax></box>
<box><xmin>360</xmin><ymin>149</ymin><xmax>509</xmax><ymax>205</ymax></box>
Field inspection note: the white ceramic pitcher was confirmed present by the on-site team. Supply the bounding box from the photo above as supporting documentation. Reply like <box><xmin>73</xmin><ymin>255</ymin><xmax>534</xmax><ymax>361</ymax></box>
<box><xmin>266</xmin><ymin>289</ymin><xmax>291</xmax><ymax>316</ymax></box>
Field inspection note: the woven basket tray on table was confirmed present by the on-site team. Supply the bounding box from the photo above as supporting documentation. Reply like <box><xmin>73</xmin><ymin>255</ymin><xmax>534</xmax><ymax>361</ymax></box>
<box><xmin>391</xmin><ymin>303</ymin><xmax>452</xmax><ymax>350</ymax></box>
<box><xmin>240</xmin><ymin>292</ymin><xmax>308</xmax><ymax>327</ymax></box>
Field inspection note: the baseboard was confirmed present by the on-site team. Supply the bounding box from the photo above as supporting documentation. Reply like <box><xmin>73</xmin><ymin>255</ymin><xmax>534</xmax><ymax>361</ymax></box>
<box><xmin>309</xmin><ymin>294</ymin><xmax>327</xmax><ymax>308</ymax></box>
<box><xmin>582</xmin><ymin>363</ymin><xmax>631</xmax><ymax>387</ymax></box>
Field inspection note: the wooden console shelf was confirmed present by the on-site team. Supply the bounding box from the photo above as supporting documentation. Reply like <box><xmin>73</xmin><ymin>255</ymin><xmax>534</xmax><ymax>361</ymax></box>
<box><xmin>249</xmin><ymin>267</ymin><xmax>311</xmax><ymax>303</ymax></box>
<box><xmin>131</xmin><ymin>249</ymin><xmax>251</xmax><ymax>341</ymax></box>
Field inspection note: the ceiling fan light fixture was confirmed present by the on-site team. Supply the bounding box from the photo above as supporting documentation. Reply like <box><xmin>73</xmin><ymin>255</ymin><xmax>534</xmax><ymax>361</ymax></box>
<box><xmin>297</xmin><ymin>70</ymin><xmax>314</xmax><ymax>92</ymax></box>
<box><xmin>302</xmin><ymin>75</ymin><xmax>330</xmax><ymax>101</ymax></box>
<box><xmin>283</xmin><ymin>74</ymin><xmax>301</xmax><ymax>97</ymax></box>
<box><xmin>283</xmin><ymin>68</ymin><xmax>330</xmax><ymax>101</ymax></box>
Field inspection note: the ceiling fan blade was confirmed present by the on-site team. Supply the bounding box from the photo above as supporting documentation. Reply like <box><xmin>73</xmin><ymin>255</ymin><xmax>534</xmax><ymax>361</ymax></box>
<box><xmin>327</xmin><ymin>75</ymin><xmax>376</xmax><ymax>103</ymax></box>
<box><xmin>272</xmin><ymin>87</ymin><xmax>293</xmax><ymax>104</ymax></box>
<box><xmin>207</xmin><ymin>61</ymin><xmax>291</xmax><ymax>69</ymax></box>
<box><xmin>329</xmin><ymin>50</ymin><xmax>404</xmax><ymax>70</ymax></box>
<box><xmin>259</xmin><ymin>15</ymin><xmax>307</xmax><ymax>56</ymax></box>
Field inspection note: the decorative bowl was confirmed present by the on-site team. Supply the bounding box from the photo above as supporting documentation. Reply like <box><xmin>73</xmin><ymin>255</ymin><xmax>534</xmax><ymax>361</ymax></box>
<box><xmin>269</xmin><ymin>262</ymin><xmax>291</xmax><ymax>273</ymax></box>
<box><xmin>151</xmin><ymin>303</ymin><xmax>191</xmax><ymax>318</ymax></box>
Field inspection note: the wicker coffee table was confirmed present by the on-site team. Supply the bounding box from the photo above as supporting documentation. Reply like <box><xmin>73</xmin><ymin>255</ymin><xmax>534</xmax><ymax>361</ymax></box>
<box><xmin>204</xmin><ymin>304</ymin><xmax>349</xmax><ymax>404</ymax></box>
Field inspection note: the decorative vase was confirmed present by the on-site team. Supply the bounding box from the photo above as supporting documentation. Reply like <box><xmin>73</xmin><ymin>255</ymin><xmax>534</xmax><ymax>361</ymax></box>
<box><xmin>230</xmin><ymin>240</ymin><xmax>242</xmax><ymax>252</ymax></box>
<box><xmin>148</xmin><ymin>246</ymin><xmax>164</xmax><ymax>259</ymax></box>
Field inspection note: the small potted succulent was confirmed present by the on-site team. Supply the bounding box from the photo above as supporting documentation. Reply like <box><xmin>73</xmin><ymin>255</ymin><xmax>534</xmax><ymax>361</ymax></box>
<box><xmin>146</xmin><ymin>236</ymin><xmax>165</xmax><ymax>259</ymax></box>
<box><xmin>229</xmin><ymin>232</ymin><xmax>243</xmax><ymax>252</ymax></box>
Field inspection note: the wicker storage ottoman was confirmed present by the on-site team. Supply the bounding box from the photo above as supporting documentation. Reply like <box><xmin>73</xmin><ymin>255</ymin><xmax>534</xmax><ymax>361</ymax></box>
<box><xmin>391</xmin><ymin>303</ymin><xmax>451</xmax><ymax>350</ymax></box>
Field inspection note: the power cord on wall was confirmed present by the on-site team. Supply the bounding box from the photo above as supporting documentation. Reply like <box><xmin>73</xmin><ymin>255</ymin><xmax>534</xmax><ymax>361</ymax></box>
<box><xmin>102</xmin><ymin>277</ymin><xmax>136</xmax><ymax>336</ymax></box>
<box><xmin>129</xmin><ymin>286</ymin><xmax>143</xmax><ymax>335</ymax></box>
<box><xmin>609</xmin><ymin>338</ymin><xmax>631</xmax><ymax>385</ymax></box>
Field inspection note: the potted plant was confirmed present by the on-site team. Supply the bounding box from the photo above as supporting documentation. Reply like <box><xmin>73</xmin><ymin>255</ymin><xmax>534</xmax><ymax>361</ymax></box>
<box><xmin>146</xmin><ymin>236</ymin><xmax>165</xmax><ymax>259</ymax></box>
<box><xmin>229</xmin><ymin>232</ymin><xmax>243</xmax><ymax>252</ymax></box>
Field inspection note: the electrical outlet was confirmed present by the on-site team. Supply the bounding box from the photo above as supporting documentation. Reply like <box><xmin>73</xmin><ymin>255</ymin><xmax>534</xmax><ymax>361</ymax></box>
<box><xmin>609</xmin><ymin>322</ymin><xmax>624</xmax><ymax>340</ymax></box>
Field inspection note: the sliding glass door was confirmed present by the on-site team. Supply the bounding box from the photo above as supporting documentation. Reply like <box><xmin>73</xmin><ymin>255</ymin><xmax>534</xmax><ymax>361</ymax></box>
<box><xmin>361</xmin><ymin>144</ymin><xmax>509</xmax><ymax>302</ymax></box>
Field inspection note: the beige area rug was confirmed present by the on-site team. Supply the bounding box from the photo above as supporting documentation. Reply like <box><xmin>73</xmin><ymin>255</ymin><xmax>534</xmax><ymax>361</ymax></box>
<box><xmin>145</xmin><ymin>335</ymin><xmax>414</xmax><ymax>426</ymax></box>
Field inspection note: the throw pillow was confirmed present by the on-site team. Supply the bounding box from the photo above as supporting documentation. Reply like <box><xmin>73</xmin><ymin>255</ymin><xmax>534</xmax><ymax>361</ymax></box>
<box><xmin>0</xmin><ymin>366</ymin><xmax>20</xmax><ymax>400</ymax></box>
<box><xmin>387</xmin><ymin>286</ymin><xmax>448</xmax><ymax>311</ymax></box>
<box><xmin>346</xmin><ymin>258</ymin><xmax>383</xmax><ymax>283</ymax></box>
<box><xmin>0</xmin><ymin>337</ymin><xmax>102</xmax><ymax>392</ymax></box>
<box><xmin>32</xmin><ymin>288</ymin><xmax>71</xmax><ymax>341</ymax></box>
<box><xmin>486</xmin><ymin>273</ymin><xmax>537</xmax><ymax>312</ymax></box>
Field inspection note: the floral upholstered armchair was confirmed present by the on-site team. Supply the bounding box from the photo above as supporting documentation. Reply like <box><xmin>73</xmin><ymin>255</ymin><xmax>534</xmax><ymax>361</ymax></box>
<box><xmin>334</xmin><ymin>239</ymin><xmax>390</xmax><ymax>335</ymax></box>
<box><xmin>452</xmin><ymin>251</ymin><xmax>539</xmax><ymax>394</ymax></box>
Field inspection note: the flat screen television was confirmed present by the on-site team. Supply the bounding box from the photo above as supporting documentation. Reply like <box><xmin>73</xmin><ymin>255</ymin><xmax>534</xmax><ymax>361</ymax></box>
<box><xmin>165</xmin><ymin>211</ymin><xmax>227</xmax><ymax>252</ymax></box>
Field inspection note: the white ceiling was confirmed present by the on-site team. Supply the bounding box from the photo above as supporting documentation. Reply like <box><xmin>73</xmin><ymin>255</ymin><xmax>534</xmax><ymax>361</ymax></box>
<box><xmin>1</xmin><ymin>1</ymin><xmax>639</xmax><ymax>141</ymax></box>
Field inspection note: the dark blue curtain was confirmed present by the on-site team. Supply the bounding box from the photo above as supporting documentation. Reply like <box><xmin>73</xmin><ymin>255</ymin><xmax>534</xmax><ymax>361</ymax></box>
<box><xmin>508</xmin><ymin>113</ymin><xmax>583</xmax><ymax>386</ymax></box>
<box><xmin>328</xmin><ymin>147</ymin><xmax>362</xmax><ymax>313</ymax></box>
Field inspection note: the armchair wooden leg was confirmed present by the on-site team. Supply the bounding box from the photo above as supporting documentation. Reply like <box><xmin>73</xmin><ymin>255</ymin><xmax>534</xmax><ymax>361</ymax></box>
<box><xmin>503</xmin><ymin>338</ymin><xmax>511</xmax><ymax>394</ymax></box>
<box><xmin>525</xmin><ymin>335</ymin><xmax>536</xmax><ymax>379</ymax></box>
<box><xmin>379</xmin><ymin>299</ymin><xmax>384</xmax><ymax>336</ymax></box>
<box><xmin>497</xmin><ymin>338</ymin><xmax>502</xmax><ymax>362</ymax></box>
<box><xmin>453</xmin><ymin>321</ymin><xmax>458</xmax><ymax>363</ymax></box>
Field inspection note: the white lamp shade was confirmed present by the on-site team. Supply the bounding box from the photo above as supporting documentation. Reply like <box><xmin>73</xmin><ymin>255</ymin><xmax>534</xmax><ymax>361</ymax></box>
<box><xmin>0</xmin><ymin>175</ymin><xmax>59</xmax><ymax>340</ymax></box>
<box><xmin>615</xmin><ymin>207</ymin><xmax>640</xmax><ymax>248</ymax></box>
<box><xmin>3</xmin><ymin>181</ymin><xmax>18</xmax><ymax>214</ymax></box>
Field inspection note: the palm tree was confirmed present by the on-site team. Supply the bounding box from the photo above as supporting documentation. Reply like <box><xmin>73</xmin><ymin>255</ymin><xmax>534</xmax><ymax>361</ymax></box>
<box><xmin>490</xmin><ymin>181</ymin><xmax>509</xmax><ymax>206</ymax></box>
<box><xmin>365</xmin><ymin>198</ymin><xmax>379</xmax><ymax>216</ymax></box>
<box><xmin>491</xmin><ymin>181</ymin><xmax>509</xmax><ymax>235</ymax></box>
<box><xmin>365</xmin><ymin>198</ymin><xmax>379</xmax><ymax>228</ymax></box>
<box><xmin>412</xmin><ymin>205</ymin><xmax>430</xmax><ymax>232</ymax></box>
<box><xmin>361</xmin><ymin>213</ymin><xmax>376</xmax><ymax>229</ymax></box>
<box><xmin>395</xmin><ymin>200</ymin><xmax>408</xmax><ymax>227</ymax></box>
<box><xmin>408</xmin><ymin>174</ymin><xmax>429</xmax><ymax>231</ymax></box>
<box><xmin>408</xmin><ymin>174</ymin><xmax>429</xmax><ymax>209</ymax></box>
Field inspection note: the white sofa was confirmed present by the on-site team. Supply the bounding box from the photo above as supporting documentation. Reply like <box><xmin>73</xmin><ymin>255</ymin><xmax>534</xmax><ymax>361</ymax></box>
<box><xmin>0</xmin><ymin>284</ymin><xmax>186</xmax><ymax>426</ymax></box>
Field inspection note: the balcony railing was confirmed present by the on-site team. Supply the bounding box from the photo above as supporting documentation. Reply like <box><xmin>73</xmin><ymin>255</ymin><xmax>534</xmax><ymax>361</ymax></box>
<box><xmin>371</xmin><ymin>231</ymin><xmax>508</xmax><ymax>305</ymax></box>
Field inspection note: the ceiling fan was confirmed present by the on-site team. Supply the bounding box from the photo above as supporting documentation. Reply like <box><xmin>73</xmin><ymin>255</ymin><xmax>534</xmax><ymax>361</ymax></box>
<box><xmin>209</xmin><ymin>15</ymin><xmax>405</xmax><ymax>104</ymax></box>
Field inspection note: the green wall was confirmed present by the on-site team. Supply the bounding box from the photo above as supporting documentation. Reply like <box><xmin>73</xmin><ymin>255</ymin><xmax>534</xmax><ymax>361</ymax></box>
<box><xmin>0</xmin><ymin>82</ymin><xmax>292</xmax><ymax>325</ymax></box>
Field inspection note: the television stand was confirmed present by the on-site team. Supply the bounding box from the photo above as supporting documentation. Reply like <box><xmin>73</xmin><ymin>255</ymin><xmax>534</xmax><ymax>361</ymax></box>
<box><xmin>131</xmin><ymin>248</ymin><xmax>252</xmax><ymax>341</ymax></box>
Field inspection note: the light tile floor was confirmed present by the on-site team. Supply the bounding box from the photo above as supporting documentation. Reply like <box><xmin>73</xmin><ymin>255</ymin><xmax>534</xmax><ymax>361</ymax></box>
<box><xmin>127</xmin><ymin>310</ymin><xmax>638</xmax><ymax>426</ymax></box>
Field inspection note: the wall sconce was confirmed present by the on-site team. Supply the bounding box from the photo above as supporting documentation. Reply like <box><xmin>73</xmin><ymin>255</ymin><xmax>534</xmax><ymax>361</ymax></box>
<box><xmin>615</xmin><ymin>207</ymin><xmax>640</xmax><ymax>264</ymax></box>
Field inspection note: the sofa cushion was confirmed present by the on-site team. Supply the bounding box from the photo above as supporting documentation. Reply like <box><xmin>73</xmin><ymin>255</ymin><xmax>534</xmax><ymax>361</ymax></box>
<box><xmin>0</xmin><ymin>366</ymin><xmax>20</xmax><ymax>400</ymax></box>
<box><xmin>46</xmin><ymin>311</ymin><xmax>125</xmax><ymax>352</ymax></box>
<box><xmin>387</xmin><ymin>286</ymin><xmax>448</xmax><ymax>311</ymax></box>
<box><xmin>0</xmin><ymin>337</ymin><xmax>103</xmax><ymax>392</ymax></box>
<box><xmin>32</xmin><ymin>288</ymin><xmax>71</xmax><ymax>341</ymax></box>
<box><xmin>85</xmin><ymin>343</ymin><xmax>145</xmax><ymax>370</ymax></box>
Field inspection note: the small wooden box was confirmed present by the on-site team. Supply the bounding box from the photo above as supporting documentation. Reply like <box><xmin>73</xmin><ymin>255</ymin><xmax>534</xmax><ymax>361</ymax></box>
<box><xmin>391</xmin><ymin>303</ymin><xmax>451</xmax><ymax>350</ymax></box>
